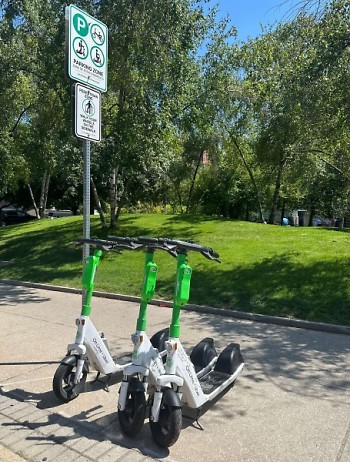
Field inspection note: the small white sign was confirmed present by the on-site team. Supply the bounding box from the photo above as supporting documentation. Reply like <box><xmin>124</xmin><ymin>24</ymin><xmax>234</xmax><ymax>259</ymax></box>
<box><xmin>67</xmin><ymin>5</ymin><xmax>108</xmax><ymax>92</ymax></box>
<box><xmin>75</xmin><ymin>84</ymin><xmax>101</xmax><ymax>142</ymax></box>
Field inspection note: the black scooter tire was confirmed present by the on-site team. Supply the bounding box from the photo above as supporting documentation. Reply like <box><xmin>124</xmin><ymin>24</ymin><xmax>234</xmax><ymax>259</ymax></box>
<box><xmin>52</xmin><ymin>357</ymin><xmax>87</xmax><ymax>403</ymax></box>
<box><xmin>149</xmin><ymin>390</ymin><xmax>182</xmax><ymax>447</ymax></box>
<box><xmin>118</xmin><ymin>385</ymin><xmax>146</xmax><ymax>436</ymax></box>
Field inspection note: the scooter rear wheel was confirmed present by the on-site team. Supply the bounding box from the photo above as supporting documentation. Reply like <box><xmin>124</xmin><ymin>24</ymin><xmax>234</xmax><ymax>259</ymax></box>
<box><xmin>149</xmin><ymin>390</ymin><xmax>182</xmax><ymax>447</ymax></box>
<box><xmin>118</xmin><ymin>383</ymin><xmax>146</xmax><ymax>436</ymax></box>
<box><xmin>52</xmin><ymin>357</ymin><xmax>87</xmax><ymax>403</ymax></box>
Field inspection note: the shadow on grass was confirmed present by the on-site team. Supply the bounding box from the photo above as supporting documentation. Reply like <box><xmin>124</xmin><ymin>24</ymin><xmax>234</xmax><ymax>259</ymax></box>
<box><xmin>156</xmin><ymin>253</ymin><xmax>350</xmax><ymax>326</ymax></box>
<box><xmin>109</xmin><ymin>214</ymin><xmax>203</xmax><ymax>241</ymax></box>
<box><xmin>0</xmin><ymin>220</ymin><xmax>83</xmax><ymax>282</ymax></box>
<box><xmin>1</xmin><ymin>217</ymin><xmax>349</xmax><ymax>326</ymax></box>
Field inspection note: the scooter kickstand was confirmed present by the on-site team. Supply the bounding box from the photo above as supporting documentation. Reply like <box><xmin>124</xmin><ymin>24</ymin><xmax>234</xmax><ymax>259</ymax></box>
<box><xmin>92</xmin><ymin>372</ymin><xmax>112</xmax><ymax>392</ymax></box>
<box><xmin>104</xmin><ymin>374</ymin><xmax>112</xmax><ymax>392</ymax></box>
<box><xmin>194</xmin><ymin>409</ymin><xmax>204</xmax><ymax>431</ymax></box>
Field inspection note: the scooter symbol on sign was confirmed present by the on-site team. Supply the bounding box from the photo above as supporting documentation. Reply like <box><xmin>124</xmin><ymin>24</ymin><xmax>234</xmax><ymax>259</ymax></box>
<box><xmin>76</xmin><ymin>40</ymin><xmax>86</xmax><ymax>57</ymax></box>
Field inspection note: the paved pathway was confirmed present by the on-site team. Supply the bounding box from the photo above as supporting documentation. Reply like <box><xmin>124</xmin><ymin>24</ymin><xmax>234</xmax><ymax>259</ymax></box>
<box><xmin>1</xmin><ymin>282</ymin><xmax>350</xmax><ymax>461</ymax></box>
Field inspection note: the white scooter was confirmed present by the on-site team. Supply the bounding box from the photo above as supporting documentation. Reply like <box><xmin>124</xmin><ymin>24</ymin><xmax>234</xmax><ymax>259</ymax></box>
<box><xmin>52</xmin><ymin>237</ymin><xmax>141</xmax><ymax>403</ymax></box>
<box><xmin>146</xmin><ymin>238</ymin><xmax>245</xmax><ymax>447</ymax></box>
<box><xmin>115</xmin><ymin>236</ymin><xmax>175</xmax><ymax>436</ymax></box>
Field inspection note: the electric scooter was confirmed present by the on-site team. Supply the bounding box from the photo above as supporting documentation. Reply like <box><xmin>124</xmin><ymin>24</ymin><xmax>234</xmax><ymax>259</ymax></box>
<box><xmin>52</xmin><ymin>237</ymin><xmax>141</xmax><ymax>403</ymax></box>
<box><xmin>145</xmin><ymin>238</ymin><xmax>244</xmax><ymax>447</ymax></box>
<box><xmin>112</xmin><ymin>236</ymin><xmax>175</xmax><ymax>437</ymax></box>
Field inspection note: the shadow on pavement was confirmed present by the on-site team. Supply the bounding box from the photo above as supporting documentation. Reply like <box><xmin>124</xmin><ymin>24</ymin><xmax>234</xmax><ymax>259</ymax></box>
<box><xmin>0</xmin><ymin>284</ymin><xmax>50</xmax><ymax>306</ymax></box>
<box><xmin>0</xmin><ymin>387</ymin><xmax>171</xmax><ymax>459</ymax></box>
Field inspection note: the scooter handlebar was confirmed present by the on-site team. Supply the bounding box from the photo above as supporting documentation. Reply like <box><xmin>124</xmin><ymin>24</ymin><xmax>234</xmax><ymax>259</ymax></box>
<box><xmin>75</xmin><ymin>237</ymin><xmax>142</xmax><ymax>251</ymax></box>
<box><xmin>160</xmin><ymin>238</ymin><xmax>220</xmax><ymax>262</ymax></box>
<box><xmin>77</xmin><ymin>236</ymin><xmax>220</xmax><ymax>261</ymax></box>
<box><xmin>108</xmin><ymin>235</ymin><xmax>137</xmax><ymax>244</ymax></box>
<box><xmin>137</xmin><ymin>237</ymin><xmax>220</xmax><ymax>262</ymax></box>
<box><xmin>137</xmin><ymin>236</ymin><xmax>178</xmax><ymax>257</ymax></box>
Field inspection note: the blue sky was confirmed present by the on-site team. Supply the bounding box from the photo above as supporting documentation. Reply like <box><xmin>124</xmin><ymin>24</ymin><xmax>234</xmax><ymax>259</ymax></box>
<box><xmin>202</xmin><ymin>0</ymin><xmax>296</xmax><ymax>41</ymax></box>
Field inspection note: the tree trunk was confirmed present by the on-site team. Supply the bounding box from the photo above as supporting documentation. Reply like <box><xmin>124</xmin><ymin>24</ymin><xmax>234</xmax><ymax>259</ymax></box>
<box><xmin>186</xmin><ymin>149</ymin><xmax>204</xmax><ymax>214</ymax></box>
<box><xmin>308</xmin><ymin>205</ymin><xmax>316</xmax><ymax>227</ymax></box>
<box><xmin>91</xmin><ymin>177</ymin><xmax>107</xmax><ymax>228</ymax></box>
<box><xmin>174</xmin><ymin>182</ymin><xmax>184</xmax><ymax>214</ymax></box>
<box><xmin>109</xmin><ymin>167</ymin><xmax>118</xmax><ymax>229</ymax></box>
<box><xmin>228</xmin><ymin>131</ymin><xmax>266</xmax><ymax>223</ymax></box>
<box><xmin>115</xmin><ymin>182</ymin><xmax>129</xmax><ymax>223</ymax></box>
<box><xmin>280</xmin><ymin>199</ymin><xmax>286</xmax><ymax>225</ymax></box>
<box><xmin>27</xmin><ymin>183</ymin><xmax>39</xmax><ymax>219</ymax></box>
<box><xmin>39</xmin><ymin>171</ymin><xmax>50</xmax><ymax>218</ymax></box>
<box><xmin>44</xmin><ymin>173</ymin><xmax>50</xmax><ymax>211</ymax></box>
<box><xmin>268</xmin><ymin>157</ymin><xmax>286</xmax><ymax>225</ymax></box>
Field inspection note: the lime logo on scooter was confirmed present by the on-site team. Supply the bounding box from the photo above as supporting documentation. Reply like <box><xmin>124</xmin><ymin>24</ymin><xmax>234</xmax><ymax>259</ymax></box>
<box><xmin>92</xmin><ymin>337</ymin><xmax>109</xmax><ymax>364</ymax></box>
<box><xmin>178</xmin><ymin>347</ymin><xmax>201</xmax><ymax>396</ymax></box>
<box><xmin>186</xmin><ymin>364</ymin><xmax>200</xmax><ymax>396</ymax></box>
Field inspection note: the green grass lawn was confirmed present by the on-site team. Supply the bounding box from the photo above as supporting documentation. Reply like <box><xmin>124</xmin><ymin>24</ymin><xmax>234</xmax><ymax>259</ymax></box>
<box><xmin>0</xmin><ymin>213</ymin><xmax>349</xmax><ymax>326</ymax></box>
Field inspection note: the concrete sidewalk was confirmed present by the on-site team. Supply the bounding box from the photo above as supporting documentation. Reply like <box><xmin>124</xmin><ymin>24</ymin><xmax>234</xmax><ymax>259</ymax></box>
<box><xmin>0</xmin><ymin>282</ymin><xmax>349</xmax><ymax>462</ymax></box>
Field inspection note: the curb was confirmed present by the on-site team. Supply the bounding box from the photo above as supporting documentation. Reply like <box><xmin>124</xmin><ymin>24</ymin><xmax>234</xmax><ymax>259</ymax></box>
<box><xmin>1</xmin><ymin>279</ymin><xmax>350</xmax><ymax>336</ymax></box>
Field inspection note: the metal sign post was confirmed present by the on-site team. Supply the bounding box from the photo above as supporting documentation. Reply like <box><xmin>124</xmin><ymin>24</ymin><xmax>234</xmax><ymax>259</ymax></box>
<box><xmin>66</xmin><ymin>5</ymin><xmax>108</xmax><ymax>263</ymax></box>
<box><xmin>83</xmin><ymin>139</ymin><xmax>91</xmax><ymax>261</ymax></box>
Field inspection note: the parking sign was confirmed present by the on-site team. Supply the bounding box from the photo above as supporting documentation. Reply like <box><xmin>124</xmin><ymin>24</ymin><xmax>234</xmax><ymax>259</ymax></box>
<box><xmin>67</xmin><ymin>5</ymin><xmax>108</xmax><ymax>92</ymax></box>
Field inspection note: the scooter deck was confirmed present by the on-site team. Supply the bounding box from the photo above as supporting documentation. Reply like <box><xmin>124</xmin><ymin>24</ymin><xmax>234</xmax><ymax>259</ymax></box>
<box><xmin>113</xmin><ymin>353</ymin><xmax>132</xmax><ymax>366</ymax></box>
<box><xmin>198</xmin><ymin>370</ymin><xmax>233</xmax><ymax>395</ymax></box>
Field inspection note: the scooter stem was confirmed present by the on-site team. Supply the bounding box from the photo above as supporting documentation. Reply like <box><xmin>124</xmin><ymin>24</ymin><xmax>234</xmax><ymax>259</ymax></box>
<box><xmin>81</xmin><ymin>249</ymin><xmax>103</xmax><ymax>316</ymax></box>
<box><xmin>136</xmin><ymin>250</ymin><xmax>157</xmax><ymax>331</ymax></box>
<box><xmin>170</xmin><ymin>252</ymin><xmax>192</xmax><ymax>338</ymax></box>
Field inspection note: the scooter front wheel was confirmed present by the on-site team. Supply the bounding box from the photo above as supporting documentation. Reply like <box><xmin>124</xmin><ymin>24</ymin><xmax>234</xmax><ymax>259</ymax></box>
<box><xmin>52</xmin><ymin>356</ymin><xmax>87</xmax><ymax>403</ymax></box>
<box><xmin>118</xmin><ymin>382</ymin><xmax>146</xmax><ymax>436</ymax></box>
<box><xmin>149</xmin><ymin>389</ymin><xmax>182</xmax><ymax>447</ymax></box>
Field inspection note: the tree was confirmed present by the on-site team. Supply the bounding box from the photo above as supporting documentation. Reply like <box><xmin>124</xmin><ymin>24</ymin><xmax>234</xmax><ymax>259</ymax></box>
<box><xmin>95</xmin><ymin>0</ymin><xmax>225</xmax><ymax>226</ymax></box>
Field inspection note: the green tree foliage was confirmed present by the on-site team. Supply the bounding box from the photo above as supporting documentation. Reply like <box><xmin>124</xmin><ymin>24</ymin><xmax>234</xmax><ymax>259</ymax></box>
<box><xmin>1</xmin><ymin>0</ymin><xmax>350</xmax><ymax>226</ymax></box>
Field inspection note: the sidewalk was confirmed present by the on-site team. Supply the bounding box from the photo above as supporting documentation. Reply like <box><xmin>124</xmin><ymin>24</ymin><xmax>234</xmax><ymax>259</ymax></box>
<box><xmin>0</xmin><ymin>443</ymin><xmax>27</xmax><ymax>462</ymax></box>
<box><xmin>0</xmin><ymin>282</ymin><xmax>350</xmax><ymax>462</ymax></box>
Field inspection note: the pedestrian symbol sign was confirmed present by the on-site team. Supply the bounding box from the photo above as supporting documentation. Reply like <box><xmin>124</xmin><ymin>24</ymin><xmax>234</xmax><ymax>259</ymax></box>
<box><xmin>66</xmin><ymin>5</ymin><xmax>108</xmax><ymax>92</ymax></box>
<box><xmin>74</xmin><ymin>84</ymin><xmax>101</xmax><ymax>142</ymax></box>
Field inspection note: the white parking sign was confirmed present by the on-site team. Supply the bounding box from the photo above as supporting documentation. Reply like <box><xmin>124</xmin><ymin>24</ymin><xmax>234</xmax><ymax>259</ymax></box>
<box><xmin>67</xmin><ymin>5</ymin><xmax>108</xmax><ymax>92</ymax></box>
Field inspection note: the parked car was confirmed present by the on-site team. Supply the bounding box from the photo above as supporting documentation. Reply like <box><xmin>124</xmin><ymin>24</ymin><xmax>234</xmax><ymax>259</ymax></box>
<box><xmin>44</xmin><ymin>208</ymin><xmax>73</xmax><ymax>218</ymax></box>
<box><xmin>0</xmin><ymin>209</ymin><xmax>37</xmax><ymax>226</ymax></box>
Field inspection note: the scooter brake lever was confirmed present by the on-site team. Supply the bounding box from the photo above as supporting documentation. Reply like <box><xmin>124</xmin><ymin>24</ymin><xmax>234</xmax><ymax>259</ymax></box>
<box><xmin>202</xmin><ymin>251</ymin><xmax>221</xmax><ymax>263</ymax></box>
